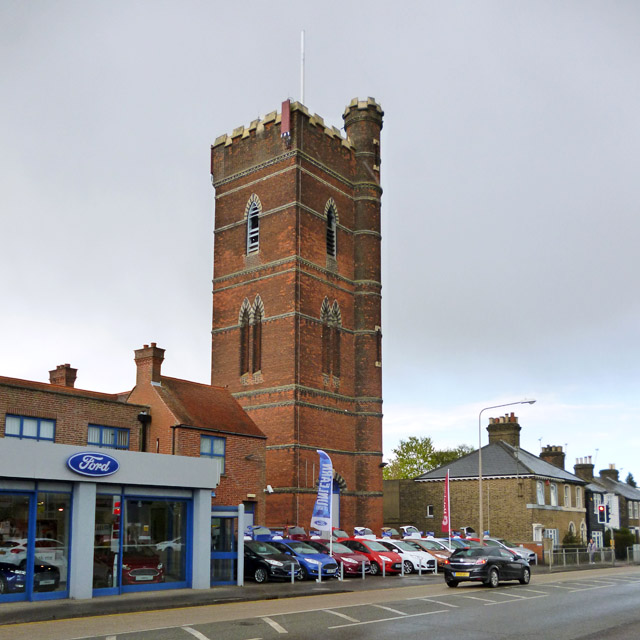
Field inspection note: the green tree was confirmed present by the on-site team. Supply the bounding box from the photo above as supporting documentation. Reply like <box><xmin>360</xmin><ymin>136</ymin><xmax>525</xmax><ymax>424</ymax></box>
<box><xmin>383</xmin><ymin>436</ymin><xmax>473</xmax><ymax>480</ymax></box>
<box><xmin>626</xmin><ymin>472</ymin><xmax>637</xmax><ymax>488</ymax></box>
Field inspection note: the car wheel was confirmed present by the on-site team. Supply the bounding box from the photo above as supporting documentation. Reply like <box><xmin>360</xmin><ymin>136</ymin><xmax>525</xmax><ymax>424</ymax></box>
<box><xmin>444</xmin><ymin>574</ymin><xmax>458</xmax><ymax>588</ymax></box>
<box><xmin>519</xmin><ymin>567</ymin><xmax>531</xmax><ymax>585</ymax></box>
<box><xmin>369</xmin><ymin>562</ymin><xmax>380</xmax><ymax>576</ymax></box>
<box><xmin>487</xmin><ymin>568</ymin><xmax>499</xmax><ymax>588</ymax></box>
<box><xmin>254</xmin><ymin>567</ymin><xmax>268</xmax><ymax>584</ymax></box>
<box><xmin>0</xmin><ymin>576</ymin><xmax>6</xmax><ymax>594</ymax></box>
<box><xmin>402</xmin><ymin>560</ymin><xmax>413</xmax><ymax>574</ymax></box>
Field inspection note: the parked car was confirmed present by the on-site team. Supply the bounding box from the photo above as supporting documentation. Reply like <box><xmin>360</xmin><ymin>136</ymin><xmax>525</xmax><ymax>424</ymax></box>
<box><xmin>377</xmin><ymin>539</ymin><xmax>436</xmax><ymax>574</ymax></box>
<box><xmin>353</xmin><ymin>527</ymin><xmax>376</xmax><ymax>539</ymax></box>
<box><xmin>443</xmin><ymin>546</ymin><xmax>531</xmax><ymax>588</ymax></box>
<box><xmin>0</xmin><ymin>560</ymin><xmax>60</xmax><ymax>594</ymax></box>
<box><xmin>121</xmin><ymin>547</ymin><xmax>164</xmax><ymax>585</ymax></box>
<box><xmin>341</xmin><ymin>538</ymin><xmax>403</xmax><ymax>575</ymax></box>
<box><xmin>380</xmin><ymin>527</ymin><xmax>401</xmax><ymax>539</ymax></box>
<box><xmin>269</xmin><ymin>540</ymin><xmax>339</xmax><ymax>580</ymax></box>
<box><xmin>244</xmin><ymin>540</ymin><xmax>301</xmax><ymax>583</ymax></box>
<box><xmin>0</xmin><ymin>538</ymin><xmax>68</xmax><ymax>579</ymax></box>
<box><xmin>282</xmin><ymin>526</ymin><xmax>309</xmax><ymax>540</ymax></box>
<box><xmin>330</xmin><ymin>528</ymin><xmax>351</xmax><ymax>541</ymax></box>
<box><xmin>400</xmin><ymin>526</ymin><xmax>423</xmax><ymax>539</ymax></box>
<box><xmin>155</xmin><ymin>537</ymin><xmax>182</xmax><ymax>552</ymax></box>
<box><xmin>305</xmin><ymin>540</ymin><xmax>371</xmax><ymax>576</ymax></box>
<box><xmin>430</xmin><ymin>537</ymin><xmax>482</xmax><ymax>552</ymax></box>
<box><xmin>467</xmin><ymin>537</ymin><xmax>538</xmax><ymax>564</ymax></box>
<box><xmin>244</xmin><ymin>526</ymin><xmax>282</xmax><ymax>541</ymax></box>
<box><xmin>402</xmin><ymin>538</ymin><xmax>451</xmax><ymax>567</ymax></box>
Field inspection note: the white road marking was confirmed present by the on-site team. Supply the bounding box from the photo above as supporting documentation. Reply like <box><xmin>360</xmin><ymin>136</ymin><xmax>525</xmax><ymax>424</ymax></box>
<box><xmin>182</xmin><ymin>627</ymin><xmax>212</xmax><ymax>640</ymax></box>
<box><xmin>328</xmin><ymin>608</ymin><xmax>449</xmax><ymax>629</ymax></box>
<box><xmin>372</xmin><ymin>604</ymin><xmax>407</xmax><ymax>616</ymax></box>
<box><xmin>485</xmin><ymin>594</ymin><xmax>548</xmax><ymax>605</ymax></box>
<box><xmin>417</xmin><ymin>597</ymin><xmax>459</xmax><ymax>607</ymax></box>
<box><xmin>324</xmin><ymin>609</ymin><xmax>360</xmax><ymax>622</ymax></box>
<box><xmin>262</xmin><ymin>617</ymin><xmax>288</xmax><ymax>634</ymax></box>
<box><xmin>495</xmin><ymin>591</ymin><xmax>528</xmax><ymax>599</ymax></box>
<box><xmin>461</xmin><ymin>594</ymin><xmax>499</xmax><ymax>603</ymax></box>
<box><xmin>523</xmin><ymin>588</ymin><xmax>550</xmax><ymax>594</ymax></box>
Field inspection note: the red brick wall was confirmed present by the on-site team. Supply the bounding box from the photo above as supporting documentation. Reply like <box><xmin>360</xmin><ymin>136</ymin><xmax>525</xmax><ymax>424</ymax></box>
<box><xmin>0</xmin><ymin>382</ymin><xmax>144</xmax><ymax>449</ymax></box>
<box><xmin>210</xmin><ymin>100</ymin><xmax>384</xmax><ymax>533</ymax></box>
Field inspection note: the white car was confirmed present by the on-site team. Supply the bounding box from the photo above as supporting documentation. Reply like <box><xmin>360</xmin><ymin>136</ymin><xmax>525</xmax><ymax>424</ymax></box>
<box><xmin>0</xmin><ymin>538</ymin><xmax>68</xmax><ymax>578</ymax></box>
<box><xmin>155</xmin><ymin>537</ymin><xmax>183</xmax><ymax>552</ymax></box>
<box><xmin>377</xmin><ymin>538</ymin><xmax>436</xmax><ymax>574</ymax></box>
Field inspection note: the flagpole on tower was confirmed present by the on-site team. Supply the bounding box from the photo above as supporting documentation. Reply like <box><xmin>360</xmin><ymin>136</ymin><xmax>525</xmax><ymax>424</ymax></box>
<box><xmin>300</xmin><ymin>30</ymin><xmax>305</xmax><ymax>105</ymax></box>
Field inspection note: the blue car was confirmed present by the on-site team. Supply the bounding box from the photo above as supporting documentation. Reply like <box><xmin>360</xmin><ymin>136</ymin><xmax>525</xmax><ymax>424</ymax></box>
<box><xmin>269</xmin><ymin>540</ymin><xmax>339</xmax><ymax>580</ymax></box>
<box><xmin>0</xmin><ymin>560</ymin><xmax>60</xmax><ymax>594</ymax></box>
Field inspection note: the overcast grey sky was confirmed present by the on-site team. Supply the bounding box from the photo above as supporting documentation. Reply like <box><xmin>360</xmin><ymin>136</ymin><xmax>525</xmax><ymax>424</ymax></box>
<box><xmin>2</xmin><ymin>1</ymin><xmax>639</xmax><ymax>479</ymax></box>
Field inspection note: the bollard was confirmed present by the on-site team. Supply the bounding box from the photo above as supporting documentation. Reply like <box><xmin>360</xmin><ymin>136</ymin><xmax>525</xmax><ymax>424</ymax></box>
<box><xmin>382</xmin><ymin>559</ymin><xmax>386</xmax><ymax>578</ymax></box>
<box><xmin>339</xmin><ymin>562</ymin><xmax>344</xmax><ymax>581</ymax></box>
<box><xmin>362</xmin><ymin>560</ymin><xmax>366</xmax><ymax>580</ymax></box>
<box><xmin>290</xmin><ymin>562</ymin><xmax>295</xmax><ymax>584</ymax></box>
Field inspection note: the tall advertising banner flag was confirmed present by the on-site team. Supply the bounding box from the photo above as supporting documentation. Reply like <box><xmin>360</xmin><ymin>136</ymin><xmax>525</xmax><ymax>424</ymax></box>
<box><xmin>441</xmin><ymin>470</ymin><xmax>450</xmax><ymax>533</ymax></box>
<box><xmin>310</xmin><ymin>450</ymin><xmax>333</xmax><ymax>532</ymax></box>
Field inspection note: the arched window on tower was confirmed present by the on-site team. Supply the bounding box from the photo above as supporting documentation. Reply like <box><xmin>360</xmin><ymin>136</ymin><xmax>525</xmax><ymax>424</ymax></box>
<box><xmin>247</xmin><ymin>200</ymin><xmax>260</xmax><ymax>254</ymax></box>
<box><xmin>252</xmin><ymin>298</ymin><xmax>263</xmax><ymax>373</ymax></box>
<box><xmin>321</xmin><ymin>298</ymin><xmax>341</xmax><ymax>379</ymax></box>
<box><xmin>239</xmin><ymin>304</ymin><xmax>251</xmax><ymax>375</ymax></box>
<box><xmin>326</xmin><ymin>205</ymin><xmax>337</xmax><ymax>258</ymax></box>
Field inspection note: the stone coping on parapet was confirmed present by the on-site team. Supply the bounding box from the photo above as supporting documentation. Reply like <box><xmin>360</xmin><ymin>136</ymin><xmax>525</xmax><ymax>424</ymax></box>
<box><xmin>212</xmin><ymin>98</ymin><xmax>382</xmax><ymax>150</ymax></box>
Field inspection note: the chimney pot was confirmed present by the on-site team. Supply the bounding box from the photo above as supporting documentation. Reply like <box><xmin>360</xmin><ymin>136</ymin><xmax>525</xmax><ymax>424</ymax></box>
<box><xmin>49</xmin><ymin>363</ymin><xmax>77</xmax><ymax>388</ymax></box>
<box><xmin>134</xmin><ymin>343</ymin><xmax>165</xmax><ymax>386</ymax></box>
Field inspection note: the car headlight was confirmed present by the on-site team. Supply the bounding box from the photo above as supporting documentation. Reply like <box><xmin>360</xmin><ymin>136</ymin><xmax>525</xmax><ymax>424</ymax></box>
<box><xmin>15</xmin><ymin>570</ymin><xmax>26</xmax><ymax>576</ymax></box>
<box><xmin>382</xmin><ymin>557</ymin><xmax>393</xmax><ymax>563</ymax></box>
<box><xmin>157</xmin><ymin>563</ymin><xmax>164</xmax><ymax>570</ymax></box>
<box><xmin>266</xmin><ymin>559</ymin><xmax>283</xmax><ymax>566</ymax></box>
<box><xmin>306</xmin><ymin>559</ymin><xmax>321</xmax><ymax>566</ymax></box>
<box><xmin>342</xmin><ymin>558</ymin><xmax>357</xmax><ymax>564</ymax></box>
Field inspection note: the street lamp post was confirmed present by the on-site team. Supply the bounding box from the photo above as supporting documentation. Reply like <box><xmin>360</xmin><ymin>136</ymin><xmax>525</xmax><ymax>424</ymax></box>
<box><xmin>478</xmin><ymin>399</ymin><xmax>536</xmax><ymax>543</ymax></box>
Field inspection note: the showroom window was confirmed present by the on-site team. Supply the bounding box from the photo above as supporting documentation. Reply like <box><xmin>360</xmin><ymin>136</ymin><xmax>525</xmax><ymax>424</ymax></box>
<box><xmin>5</xmin><ymin>414</ymin><xmax>55</xmax><ymax>441</ymax></box>
<box><xmin>200</xmin><ymin>435</ymin><xmax>225</xmax><ymax>474</ymax></box>
<box><xmin>88</xmin><ymin>425</ymin><xmax>130</xmax><ymax>450</ymax></box>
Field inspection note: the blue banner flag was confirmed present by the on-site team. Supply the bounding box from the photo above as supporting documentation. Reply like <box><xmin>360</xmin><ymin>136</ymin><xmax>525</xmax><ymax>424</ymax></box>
<box><xmin>310</xmin><ymin>450</ymin><xmax>333</xmax><ymax>531</ymax></box>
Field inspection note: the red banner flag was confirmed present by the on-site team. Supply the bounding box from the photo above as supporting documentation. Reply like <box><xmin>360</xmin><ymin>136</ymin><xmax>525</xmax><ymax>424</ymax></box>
<box><xmin>441</xmin><ymin>470</ymin><xmax>450</xmax><ymax>533</ymax></box>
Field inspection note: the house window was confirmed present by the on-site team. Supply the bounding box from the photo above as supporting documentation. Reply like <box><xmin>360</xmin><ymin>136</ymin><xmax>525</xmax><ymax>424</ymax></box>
<box><xmin>88</xmin><ymin>425</ymin><xmax>129</xmax><ymax>450</ymax></box>
<box><xmin>593</xmin><ymin>531</ymin><xmax>603</xmax><ymax>548</ymax></box>
<box><xmin>240</xmin><ymin>305</ymin><xmax>251</xmax><ymax>375</ymax></box>
<box><xmin>5</xmin><ymin>414</ymin><xmax>55</xmax><ymax>441</ymax></box>
<box><xmin>575</xmin><ymin>486</ymin><xmax>582</xmax><ymax>508</ymax></box>
<box><xmin>201</xmin><ymin>435</ymin><xmax>225</xmax><ymax>473</ymax></box>
<box><xmin>629</xmin><ymin>501</ymin><xmax>633</xmax><ymax>518</ymax></box>
<box><xmin>550</xmin><ymin>483</ymin><xmax>558</xmax><ymax>506</ymax></box>
<box><xmin>543</xmin><ymin>528</ymin><xmax>559</xmax><ymax>548</ymax></box>
<box><xmin>536</xmin><ymin>481</ymin><xmax>545</xmax><ymax>505</ymax></box>
<box><xmin>247</xmin><ymin>200</ymin><xmax>260</xmax><ymax>253</ymax></box>
<box><xmin>426</xmin><ymin>505</ymin><xmax>434</xmax><ymax>518</ymax></box>
<box><xmin>564</xmin><ymin>485</ymin><xmax>571</xmax><ymax>507</ymax></box>
<box><xmin>634</xmin><ymin>502</ymin><xmax>639</xmax><ymax>519</ymax></box>
<box><xmin>593</xmin><ymin>493</ymin><xmax>602</xmax><ymax>513</ymax></box>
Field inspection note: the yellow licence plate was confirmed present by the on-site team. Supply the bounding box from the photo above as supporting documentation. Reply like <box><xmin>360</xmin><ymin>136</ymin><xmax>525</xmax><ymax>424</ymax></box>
<box><xmin>453</xmin><ymin>571</ymin><xmax>470</xmax><ymax>577</ymax></box>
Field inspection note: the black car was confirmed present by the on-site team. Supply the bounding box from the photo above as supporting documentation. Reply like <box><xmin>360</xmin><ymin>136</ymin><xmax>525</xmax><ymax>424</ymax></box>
<box><xmin>443</xmin><ymin>547</ymin><xmax>530</xmax><ymax>588</ymax></box>
<box><xmin>244</xmin><ymin>540</ymin><xmax>301</xmax><ymax>583</ymax></box>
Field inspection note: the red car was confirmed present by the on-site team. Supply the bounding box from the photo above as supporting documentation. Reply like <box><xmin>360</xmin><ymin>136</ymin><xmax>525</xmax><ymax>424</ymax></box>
<box><xmin>121</xmin><ymin>547</ymin><xmax>165</xmax><ymax>585</ymax></box>
<box><xmin>341</xmin><ymin>538</ymin><xmax>402</xmax><ymax>575</ymax></box>
<box><xmin>306</xmin><ymin>539</ymin><xmax>371</xmax><ymax>576</ymax></box>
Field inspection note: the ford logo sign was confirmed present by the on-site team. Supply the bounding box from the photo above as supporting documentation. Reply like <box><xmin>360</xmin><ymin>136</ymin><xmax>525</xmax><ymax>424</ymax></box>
<box><xmin>67</xmin><ymin>452</ymin><xmax>119</xmax><ymax>477</ymax></box>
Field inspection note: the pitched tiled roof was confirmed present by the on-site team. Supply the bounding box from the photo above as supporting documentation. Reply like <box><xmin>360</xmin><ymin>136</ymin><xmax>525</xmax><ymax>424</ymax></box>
<box><xmin>595</xmin><ymin>477</ymin><xmax>640</xmax><ymax>500</ymax></box>
<box><xmin>0</xmin><ymin>375</ymin><xmax>143</xmax><ymax>405</ymax></box>
<box><xmin>416</xmin><ymin>441</ymin><xmax>585</xmax><ymax>484</ymax></box>
<box><xmin>154</xmin><ymin>376</ymin><xmax>266</xmax><ymax>439</ymax></box>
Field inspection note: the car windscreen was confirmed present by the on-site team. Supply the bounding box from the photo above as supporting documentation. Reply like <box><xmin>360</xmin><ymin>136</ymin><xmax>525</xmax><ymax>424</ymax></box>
<box><xmin>497</xmin><ymin>539</ymin><xmax>518</xmax><ymax>548</ymax></box>
<box><xmin>390</xmin><ymin>540</ymin><xmax>417</xmax><ymax>551</ymax></box>
<box><xmin>451</xmin><ymin>548</ymin><xmax>489</xmax><ymax>559</ymax></box>
<box><xmin>285</xmin><ymin>541</ymin><xmax>318</xmax><ymax>554</ymax></box>
<box><xmin>245</xmin><ymin>541</ymin><xmax>282</xmax><ymax>556</ymax></box>
<box><xmin>330</xmin><ymin>542</ymin><xmax>352</xmax><ymax>554</ymax></box>
<box><xmin>361</xmin><ymin>540</ymin><xmax>389</xmax><ymax>552</ymax></box>
<box><xmin>287</xmin><ymin>527</ymin><xmax>306</xmax><ymax>535</ymax></box>
<box><xmin>332</xmin><ymin>529</ymin><xmax>349</xmax><ymax>538</ymax></box>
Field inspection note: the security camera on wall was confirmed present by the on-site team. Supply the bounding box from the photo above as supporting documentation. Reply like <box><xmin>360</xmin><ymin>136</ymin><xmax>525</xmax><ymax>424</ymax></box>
<box><xmin>265</xmin><ymin>485</ymin><xmax>274</xmax><ymax>494</ymax></box>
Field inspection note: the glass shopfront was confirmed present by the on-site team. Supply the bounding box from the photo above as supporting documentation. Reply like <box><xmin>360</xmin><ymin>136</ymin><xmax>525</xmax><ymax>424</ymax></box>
<box><xmin>93</xmin><ymin>493</ymin><xmax>189</xmax><ymax>594</ymax></box>
<box><xmin>0</xmin><ymin>490</ymin><xmax>70</xmax><ymax>602</ymax></box>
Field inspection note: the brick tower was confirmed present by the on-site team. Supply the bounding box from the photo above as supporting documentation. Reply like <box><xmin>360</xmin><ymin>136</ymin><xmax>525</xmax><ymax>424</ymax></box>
<box><xmin>210</xmin><ymin>98</ymin><xmax>384</xmax><ymax>532</ymax></box>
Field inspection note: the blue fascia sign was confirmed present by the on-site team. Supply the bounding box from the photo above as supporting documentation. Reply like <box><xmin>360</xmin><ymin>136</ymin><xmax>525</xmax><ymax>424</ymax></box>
<box><xmin>67</xmin><ymin>452</ymin><xmax>120</xmax><ymax>477</ymax></box>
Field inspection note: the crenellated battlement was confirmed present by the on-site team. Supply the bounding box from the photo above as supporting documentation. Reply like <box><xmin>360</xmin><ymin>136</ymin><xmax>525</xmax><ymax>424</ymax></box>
<box><xmin>212</xmin><ymin>99</ymin><xmax>380</xmax><ymax>151</ymax></box>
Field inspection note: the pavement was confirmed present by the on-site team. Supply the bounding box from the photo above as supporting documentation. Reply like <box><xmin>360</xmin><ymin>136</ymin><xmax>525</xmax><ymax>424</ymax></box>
<box><xmin>0</xmin><ymin>561</ymin><xmax>621</xmax><ymax>627</ymax></box>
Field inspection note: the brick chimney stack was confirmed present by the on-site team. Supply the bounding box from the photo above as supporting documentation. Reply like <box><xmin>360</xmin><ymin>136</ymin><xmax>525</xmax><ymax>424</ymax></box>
<box><xmin>134</xmin><ymin>343</ymin><xmax>165</xmax><ymax>386</ymax></box>
<box><xmin>574</xmin><ymin>456</ymin><xmax>594</xmax><ymax>482</ymax></box>
<box><xmin>540</xmin><ymin>445</ymin><xmax>565</xmax><ymax>470</ymax></box>
<box><xmin>49</xmin><ymin>364</ymin><xmax>77</xmax><ymax>388</ymax></box>
<box><xmin>599</xmin><ymin>463</ymin><xmax>619</xmax><ymax>483</ymax></box>
<box><xmin>486</xmin><ymin>412</ymin><xmax>521</xmax><ymax>447</ymax></box>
